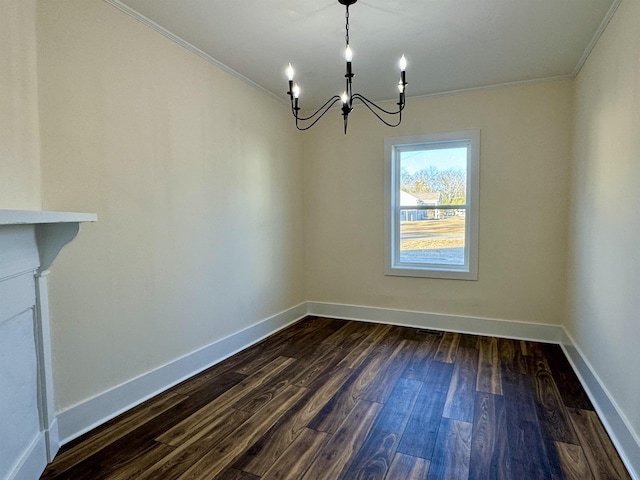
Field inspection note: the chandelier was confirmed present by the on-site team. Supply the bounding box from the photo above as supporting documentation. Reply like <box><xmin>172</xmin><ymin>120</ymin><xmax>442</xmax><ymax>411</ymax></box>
<box><xmin>285</xmin><ymin>0</ymin><xmax>407</xmax><ymax>134</ymax></box>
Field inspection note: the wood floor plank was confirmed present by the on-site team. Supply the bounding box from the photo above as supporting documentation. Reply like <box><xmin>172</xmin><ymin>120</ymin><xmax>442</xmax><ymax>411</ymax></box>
<box><xmin>229</xmin><ymin>342</ymin><xmax>292</xmax><ymax>377</ymax></box>
<box><xmin>401</xmin><ymin>333</ymin><xmax>438</xmax><ymax>381</ymax></box>
<box><xmin>361</xmin><ymin>339</ymin><xmax>417</xmax><ymax>403</ymax></box>
<box><xmin>339</xmin><ymin>377</ymin><xmax>422</xmax><ymax>479</ymax></box>
<box><xmin>443</xmin><ymin>346</ymin><xmax>478</xmax><ymax>422</ymax></box>
<box><xmin>369</xmin><ymin>324</ymin><xmax>406</xmax><ymax>356</ymax></box>
<box><xmin>232</xmin><ymin>343</ymin><xmax>341</xmax><ymax>414</ymax></box>
<box><xmin>520</xmin><ymin>340</ymin><xmax>534</xmax><ymax>356</ymax></box>
<box><xmin>278</xmin><ymin>319</ymin><xmax>348</xmax><ymax>359</ymax></box>
<box><xmin>458</xmin><ymin>333</ymin><xmax>479</xmax><ymax>349</ymax></box>
<box><xmin>214</xmin><ymin>468</ymin><xmax>260</xmax><ymax>480</ymax></box>
<box><xmin>171</xmin><ymin>318</ymin><xmax>326</xmax><ymax>396</ymax></box>
<box><xmin>397</xmin><ymin>361</ymin><xmax>454</xmax><ymax>459</ymax></box>
<box><xmin>309</xmin><ymin>347</ymin><xmax>390</xmax><ymax>434</ymax></box>
<box><xmin>40</xmin><ymin>391</ymin><xmax>187</xmax><ymax>479</ymax></box>
<box><xmin>45</xmin><ymin>395</ymin><xmax>219</xmax><ymax>480</ymax></box>
<box><xmin>230</xmin><ymin>360</ymin><xmax>310</xmax><ymax>414</ymax></box>
<box><xmin>433</xmin><ymin>332</ymin><xmax>460</xmax><ymax>363</ymax></box>
<box><xmin>293</xmin><ymin>343</ymin><xmax>347</xmax><ymax>388</ymax></box>
<box><xmin>321</xmin><ymin>319</ymin><xmax>367</xmax><ymax>347</ymax></box>
<box><xmin>228</xmin><ymin>319</ymin><xmax>335</xmax><ymax>378</ymax></box>
<box><xmin>301</xmin><ymin>400</ymin><xmax>382</xmax><ymax>480</ymax></box>
<box><xmin>260</xmin><ymin>428</ymin><xmax>329</xmax><ymax>480</ymax></box>
<box><xmin>529</xmin><ymin>353</ymin><xmax>578</xmax><ymax>444</ymax></box>
<box><xmin>307</xmin><ymin>366</ymin><xmax>364</xmax><ymax>434</ymax></box>
<box><xmin>477</xmin><ymin>336</ymin><xmax>503</xmax><ymax>395</ymax></box>
<box><xmin>508</xmin><ymin>419</ymin><xmax>555</xmax><ymax>480</ymax></box>
<box><xmin>337</xmin><ymin>323</ymin><xmax>393</xmax><ymax>370</ymax></box>
<box><xmin>277</xmin><ymin>316</ymin><xmax>331</xmax><ymax>338</ymax></box>
<box><xmin>172</xmin><ymin>361</ymin><xmax>242</xmax><ymax>396</ymax></box>
<box><xmin>502</xmin><ymin>352</ymin><xmax>571</xmax><ymax>480</ymax></box>
<box><xmin>136</xmin><ymin>408</ymin><xmax>253</xmax><ymax>480</ymax></box>
<box><xmin>469</xmin><ymin>393</ymin><xmax>511</xmax><ymax>480</ymax></box>
<box><xmin>555</xmin><ymin>441</ymin><xmax>594</xmax><ymax>480</ymax></box>
<box><xmin>339</xmin><ymin>430</ymin><xmax>399</xmax><ymax>480</ymax></box>
<box><xmin>569</xmin><ymin>408</ymin><xmax>632</xmax><ymax>480</ymax></box>
<box><xmin>497</xmin><ymin>338</ymin><xmax>529</xmax><ymax>375</ymax></box>
<box><xmin>426</xmin><ymin>418</ymin><xmax>473</xmax><ymax>480</ymax></box>
<box><xmin>274</xmin><ymin>317</ymin><xmax>344</xmax><ymax>342</ymax></box>
<box><xmin>157</xmin><ymin>356</ymin><xmax>295</xmax><ymax>446</ymax></box>
<box><xmin>372</xmin><ymin>378</ymin><xmax>424</xmax><ymax>436</ymax></box>
<box><xmin>176</xmin><ymin>384</ymin><xmax>309</xmax><ymax>479</ymax></box>
<box><xmin>48</xmin><ymin>440</ymin><xmax>163</xmax><ymax>480</ymax></box>
<box><xmin>212</xmin><ymin>321</ymin><xmax>318</xmax><ymax>379</ymax></box>
<box><xmin>233</xmin><ymin>366</ymin><xmax>353</xmax><ymax>477</ymax></box>
<box><xmin>42</xmin><ymin>369</ymin><xmax>246</xmax><ymax>480</ymax></box>
<box><xmin>103</xmin><ymin>442</ymin><xmax>176</xmax><ymax>480</ymax></box>
<box><xmin>502</xmin><ymin>371</ymin><xmax>554</xmax><ymax>479</ymax></box>
<box><xmin>541</xmin><ymin>343</ymin><xmax>594</xmax><ymax>410</ymax></box>
<box><xmin>386</xmin><ymin>453</ymin><xmax>430</xmax><ymax>480</ymax></box>
<box><xmin>170</xmin><ymin>320</ymin><xmax>318</xmax><ymax>397</ymax></box>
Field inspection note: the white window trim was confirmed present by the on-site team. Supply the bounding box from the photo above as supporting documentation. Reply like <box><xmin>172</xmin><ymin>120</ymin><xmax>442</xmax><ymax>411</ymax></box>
<box><xmin>384</xmin><ymin>130</ymin><xmax>480</xmax><ymax>280</ymax></box>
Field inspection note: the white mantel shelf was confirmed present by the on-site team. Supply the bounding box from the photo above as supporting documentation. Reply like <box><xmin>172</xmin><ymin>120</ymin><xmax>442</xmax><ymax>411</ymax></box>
<box><xmin>0</xmin><ymin>209</ymin><xmax>95</xmax><ymax>480</ymax></box>
<box><xmin>0</xmin><ymin>209</ymin><xmax>97</xmax><ymax>225</ymax></box>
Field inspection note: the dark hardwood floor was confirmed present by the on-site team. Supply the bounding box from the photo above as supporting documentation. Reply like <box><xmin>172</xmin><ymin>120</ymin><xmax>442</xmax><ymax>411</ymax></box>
<box><xmin>41</xmin><ymin>317</ymin><xmax>632</xmax><ymax>479</ymax></box>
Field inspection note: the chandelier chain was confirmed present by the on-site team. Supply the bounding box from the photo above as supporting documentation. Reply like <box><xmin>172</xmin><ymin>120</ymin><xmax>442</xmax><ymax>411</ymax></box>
<box><xmin>345</xmin><ymin>6</ymin><xmax>350</xmax><ymax>46</ymax></box>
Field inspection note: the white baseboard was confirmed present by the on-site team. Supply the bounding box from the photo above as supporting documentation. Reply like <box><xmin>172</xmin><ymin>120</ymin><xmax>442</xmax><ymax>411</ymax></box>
<box><xmin>53</xmin><ymin>300</ymin><xmax>639</xmax><ymax>479</ymax></box>
<box><xmin>9</xmin><ymin>433</ymin><xmax>47</xmax><ymax>480</ymax></box>
<box><xmin>56</xmin><ymin>302</ymin><xmax>307</xmax><ymax>444</ymax></box>
<box><xmin>45</xmin><ymin>418</ymin><xmax>60</xmax><ymax>462</ymax></box>
<box><xmin>307</xmin><ymin>301</ymin><xmax>565</xmax><ymax>343</ymax></box>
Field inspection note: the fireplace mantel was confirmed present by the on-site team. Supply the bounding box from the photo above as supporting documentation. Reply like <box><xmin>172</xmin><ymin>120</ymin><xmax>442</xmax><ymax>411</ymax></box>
<box><xmin>0</xmin><ymin>209</ymin><xmax>96</xmax><ymax>480</ymax></box>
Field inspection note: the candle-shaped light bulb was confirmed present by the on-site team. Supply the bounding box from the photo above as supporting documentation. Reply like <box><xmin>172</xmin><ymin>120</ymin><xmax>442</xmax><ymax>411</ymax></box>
<box><xmin>399</xmin><ymin>54</ymin><xmax>407</xmax><ymax>72</ymax></box>
<box><xmin>345</xmin><ymin>45</ymin><xmax>353</xmax><ymax>62</ymax></box>
<box><xmin>286</xmin><ymin>63</ymin><xmax>295</xmax><ymax>81</ymax></box>
<box><xmin>341</xmin><ymin>91</ymin><xmax>349</xmax><ymax>104</ymax></box>
<box><xmin>292</xmin><ymin>83</ymin><xmax>300</xmax><ymax>99</ymax></box>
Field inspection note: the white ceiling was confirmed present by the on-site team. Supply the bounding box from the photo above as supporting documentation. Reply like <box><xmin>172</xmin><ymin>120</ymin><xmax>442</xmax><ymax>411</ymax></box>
<box><xmin>110</xmin><ymin>0</ymin><xmax>618</xmax><ymax>107</ymax></box>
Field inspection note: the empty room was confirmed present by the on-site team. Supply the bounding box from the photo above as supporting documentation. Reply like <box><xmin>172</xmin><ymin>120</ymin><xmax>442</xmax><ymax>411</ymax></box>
<box><xmin>1</xmin><ymin>0</ymin><xmax>639</xmax><ymax>479</ymax></box>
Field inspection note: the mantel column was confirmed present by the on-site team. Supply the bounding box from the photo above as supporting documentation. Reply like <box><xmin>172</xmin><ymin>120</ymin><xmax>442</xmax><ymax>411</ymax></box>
<box><xmin>0</xmin><ymin>210</ymin><xmax>96</xmax><ymax>480</ymax></box>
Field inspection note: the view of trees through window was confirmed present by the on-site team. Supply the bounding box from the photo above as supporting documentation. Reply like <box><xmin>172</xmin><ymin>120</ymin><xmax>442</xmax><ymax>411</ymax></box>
<box><xmin>399</xmin><ymin>146</ymin><xmax>467</xmax><ymax>266</ymax></box>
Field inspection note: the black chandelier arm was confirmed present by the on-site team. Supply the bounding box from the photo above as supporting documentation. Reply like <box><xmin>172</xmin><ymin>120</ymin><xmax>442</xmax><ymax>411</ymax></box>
<box><xmin>290</xmin><ymin>95</ymin><xmax>342</xmax><ymax>122</ymax></box>
<box><xmin>351</xmin><ymin>93</ymin><xmax>404</xmax><ymax>116</ymax></box>
<box><xmin>351</xmin><ymin>93</ymin><xmax>404</xmax><ymax>127</ymax></box>
<box><xmin>292</xmin><ymin>96</ymin><xmax>343</xmax><ymax>130</ymax></box>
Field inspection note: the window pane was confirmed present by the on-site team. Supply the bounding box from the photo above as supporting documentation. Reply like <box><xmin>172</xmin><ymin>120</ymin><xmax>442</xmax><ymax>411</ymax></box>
<box><xmin>399</xmin><ymin>211</ymin><xmax>466</xmax><ymax>265</ymax></box>
<box><xmin>398</xmin><ymin>144</ymin><xmax>467</xmax><ymax>266</ymax></box>
<box><xmin>400</xmin><ymin>145</ymin><xmax>467</xmax><ymax>206</ymax></box>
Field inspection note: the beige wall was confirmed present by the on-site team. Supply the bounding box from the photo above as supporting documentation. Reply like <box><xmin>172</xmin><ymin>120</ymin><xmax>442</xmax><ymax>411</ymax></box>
<box><xmin>304</xmin><ymin>81</ymin><xmax>573</xmax><ymax>325</ymax></box>
<box><xmin>37</xmin><ymin>0</ymin><xmax>305</xmax><ymax>412</ymax></box>
<box><xmin>0</xmin><ymin>0</ymin><xmax>41</xmax><ymax>209</ymax></box>
<box><xmin>569</xmin><ymin>0</ymin><xmax>640</xmax><ymax>440</ymax></box>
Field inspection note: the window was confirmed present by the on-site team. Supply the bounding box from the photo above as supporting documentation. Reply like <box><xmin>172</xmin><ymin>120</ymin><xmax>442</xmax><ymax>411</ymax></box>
<box><xmin>385</xmin><ymin>130</ymin><xmax>479</xmax><ymax>280</ymax></box>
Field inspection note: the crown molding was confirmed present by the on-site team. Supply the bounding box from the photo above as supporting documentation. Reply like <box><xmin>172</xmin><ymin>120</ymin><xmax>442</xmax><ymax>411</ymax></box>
<box><xmin>572</xmin><ymin>0</ymin><xmax>622</xmax><ymax>78</ymax></box>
